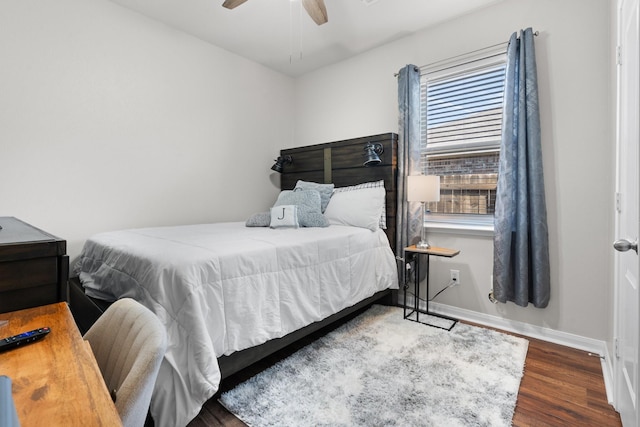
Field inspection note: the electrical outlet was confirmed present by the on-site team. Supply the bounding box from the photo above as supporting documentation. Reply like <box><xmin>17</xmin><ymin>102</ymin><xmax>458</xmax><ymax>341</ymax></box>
<box><xmin>450</xmin><ymin>269</ymin><xmax>460</xmax><ymax>285</ymax></box>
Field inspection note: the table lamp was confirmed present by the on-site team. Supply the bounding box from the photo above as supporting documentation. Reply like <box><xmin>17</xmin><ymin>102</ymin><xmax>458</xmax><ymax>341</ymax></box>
<box><xmin>407</xmin><ymin>175</ymin><xmax>441</xmax><ymax>249</ymax></box>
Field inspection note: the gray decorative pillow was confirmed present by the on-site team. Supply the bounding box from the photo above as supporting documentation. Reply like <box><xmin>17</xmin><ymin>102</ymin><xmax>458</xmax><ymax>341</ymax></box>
<box><xmin>294</xmin><ymin>180</ymin><xmax>335</xmax><ymax>213</ymax></box>
<box><xmin>245</xmin><ymin>211</ymin><xmax>271</xmax><ymax>227</ymax></box>
<box><xmin>274</xmin><ymin>190</ymin><xmax>329</xmax><ymax>227</ymax></box>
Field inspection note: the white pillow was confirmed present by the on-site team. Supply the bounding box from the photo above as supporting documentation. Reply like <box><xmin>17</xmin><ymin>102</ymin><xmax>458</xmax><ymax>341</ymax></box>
<box><xmin>332</xmin><ymin>180</ymin><xmax>387</xmax><ymax>229</ymax></box>
<box><xmin>324</xmin><ymin>186</ymin><xmax>385</xmax><ymax>231</ymax></box>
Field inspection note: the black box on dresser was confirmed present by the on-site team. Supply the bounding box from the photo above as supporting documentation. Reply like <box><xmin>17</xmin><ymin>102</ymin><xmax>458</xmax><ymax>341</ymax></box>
<box><xmin>0</xmin><ymin>217</ymin><xmax>69</xmax><ymax>313</ymax></box>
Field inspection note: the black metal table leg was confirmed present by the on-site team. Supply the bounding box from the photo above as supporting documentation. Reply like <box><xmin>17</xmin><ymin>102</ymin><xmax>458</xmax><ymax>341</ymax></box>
<box><xmin>404</xmin><ymin>251</ymin><xmax>458</xmax><ymax>331</ymax></box>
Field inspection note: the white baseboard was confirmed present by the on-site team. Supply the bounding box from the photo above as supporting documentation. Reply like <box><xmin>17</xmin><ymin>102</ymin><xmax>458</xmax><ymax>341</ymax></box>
<box><xmin>425</xmin><ymin>301</ymin><xmax>615</xmax><ymax>404</ymax></box>
<box><xmin>600</xmin><ymin>346</ymin><xmax>615</xmax><ymax>406</ymax></box>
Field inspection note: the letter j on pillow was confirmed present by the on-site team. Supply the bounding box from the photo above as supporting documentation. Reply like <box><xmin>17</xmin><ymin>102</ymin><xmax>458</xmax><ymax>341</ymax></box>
<box><xmin>270</xmin><ymin>205</ymin><xmax>299</xmax><ymax>228</ymax></box>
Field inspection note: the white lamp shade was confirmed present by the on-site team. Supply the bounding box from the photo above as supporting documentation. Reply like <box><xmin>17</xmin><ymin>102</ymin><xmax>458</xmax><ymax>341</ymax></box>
<box><xmin>407</xmin><ymin>175</ymin><xmax>441</xmax><ymax>202</ymax></box>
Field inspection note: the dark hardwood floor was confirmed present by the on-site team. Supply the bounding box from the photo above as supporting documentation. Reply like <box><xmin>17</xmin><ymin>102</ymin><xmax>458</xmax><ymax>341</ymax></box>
<box><xmin>187</xmin><ymin>319</ymin><xmax>622</xmax><ymax>427</ymax></box>
<box><xmin>512</xmin><ymin>335</ymin><xmax>621</xmax><ymax>426</ymax></box>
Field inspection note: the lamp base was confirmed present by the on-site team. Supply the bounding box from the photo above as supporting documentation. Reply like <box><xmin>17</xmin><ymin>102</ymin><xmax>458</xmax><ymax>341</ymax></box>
<box><xmin>416</xmin><ymin>240</ymin><xmax>431</xmax><ymax>249</ymax></box>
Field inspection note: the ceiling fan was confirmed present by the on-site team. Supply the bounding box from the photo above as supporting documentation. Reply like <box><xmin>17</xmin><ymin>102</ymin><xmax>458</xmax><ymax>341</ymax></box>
<box><xmin>222</xmin><ymin>0</ymin><xmax>329</xmax><ymax>26</ymax></box>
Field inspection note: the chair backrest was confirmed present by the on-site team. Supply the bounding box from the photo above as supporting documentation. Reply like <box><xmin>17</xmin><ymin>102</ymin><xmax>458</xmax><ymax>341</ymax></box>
<box><xmin>84</xmin><ymin>298</ymin><xmax>167</xmax><ymax>427</ymax></box>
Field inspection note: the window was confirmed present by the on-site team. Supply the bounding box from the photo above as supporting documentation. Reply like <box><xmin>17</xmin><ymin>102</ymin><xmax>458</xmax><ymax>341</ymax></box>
<box><xmin>419</xmin><ymin>46</ymin><xmax>507</xmax><ymax>224</ymax></box>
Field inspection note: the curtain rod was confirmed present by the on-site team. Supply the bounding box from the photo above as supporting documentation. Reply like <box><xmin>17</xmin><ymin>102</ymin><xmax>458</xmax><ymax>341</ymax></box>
<box><xmin>393</xmin><ymin>30</ymin><xmax>539</xmax><ymax>77</ymax></box>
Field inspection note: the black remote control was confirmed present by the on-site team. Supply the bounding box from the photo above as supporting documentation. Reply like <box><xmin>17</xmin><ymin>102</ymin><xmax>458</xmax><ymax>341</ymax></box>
<box><xmin>0</xmin><ymin>327</ymin><xmax>50</xmax><ymax>353</ymax></box>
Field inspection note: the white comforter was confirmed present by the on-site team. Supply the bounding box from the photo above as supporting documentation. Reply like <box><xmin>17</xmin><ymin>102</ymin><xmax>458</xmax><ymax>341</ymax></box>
<box><xmin>75</xmin><ymin>222</ymin><xmax>398</xmax><ymax>427</ymax></box>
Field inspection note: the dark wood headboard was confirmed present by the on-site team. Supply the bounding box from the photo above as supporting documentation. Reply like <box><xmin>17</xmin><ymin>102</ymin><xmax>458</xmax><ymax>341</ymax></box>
<box><xmin>278</xmin><ymin>133</ymin><xmax>398</xmax><ymax>253</ymax></box>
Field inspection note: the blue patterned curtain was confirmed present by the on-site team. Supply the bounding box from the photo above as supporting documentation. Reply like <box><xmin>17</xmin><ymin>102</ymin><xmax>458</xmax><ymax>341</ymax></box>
<box><xmin>493</xmin><ymin>28</ymin><xmax>550</xmax><ymax>308</ymax></box>
<box><xmin>397</xmin><ymin>65</ymin><xmax>423</xmax><ymax>284</ymax></box>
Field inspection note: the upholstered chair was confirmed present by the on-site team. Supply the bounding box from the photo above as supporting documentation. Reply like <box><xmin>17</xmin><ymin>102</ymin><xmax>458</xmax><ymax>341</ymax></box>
<box><xmin>84</xmin><ymin>298</ymin><xmax>167</xmax><ymax>427</ymax></box>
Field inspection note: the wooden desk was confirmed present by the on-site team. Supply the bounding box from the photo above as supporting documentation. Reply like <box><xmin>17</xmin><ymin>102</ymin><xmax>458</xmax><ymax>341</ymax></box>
<box><xmin>0</xmin><ymin>303</ymin><xmax>122</xmax><ymax>426</ymax></box>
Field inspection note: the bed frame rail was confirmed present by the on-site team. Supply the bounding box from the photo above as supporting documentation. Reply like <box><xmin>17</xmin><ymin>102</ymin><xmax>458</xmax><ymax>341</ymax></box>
<box><xmin>218</xmin><ymin>289</ymin><xmax>392</xmax><ymax>379</ymax></box>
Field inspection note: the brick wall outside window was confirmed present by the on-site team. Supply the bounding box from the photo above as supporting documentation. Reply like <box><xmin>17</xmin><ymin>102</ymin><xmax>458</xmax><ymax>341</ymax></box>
<box><xmin>423</xmin><ymin>152</ymin><xmax>499</xmax><ymax>215</ymax></box>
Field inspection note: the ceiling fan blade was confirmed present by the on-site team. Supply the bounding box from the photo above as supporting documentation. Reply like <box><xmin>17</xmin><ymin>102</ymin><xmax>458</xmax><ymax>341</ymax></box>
<box><xmin>222</xmin><ymin>0</ymin><xmax>248</xmax><ymax>9</ymax></box>
<box><xmin>301</xmin><ymin>0</ymin><xmax>328</xmax><ymax>25</ymax></box>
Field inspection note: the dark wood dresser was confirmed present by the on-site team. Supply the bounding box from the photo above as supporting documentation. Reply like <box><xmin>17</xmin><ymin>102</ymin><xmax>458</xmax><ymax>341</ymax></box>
<box><xmin>0</xmin><ymin>217</ymin><xmax>69</xmax><ymax>313</ymax></box>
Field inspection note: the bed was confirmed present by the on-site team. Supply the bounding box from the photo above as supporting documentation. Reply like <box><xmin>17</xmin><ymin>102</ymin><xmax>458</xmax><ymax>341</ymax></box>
<box><xmin>70</xmin><ymin>133</ymin><xmax>400</xmax><ymax>427</ymax></box>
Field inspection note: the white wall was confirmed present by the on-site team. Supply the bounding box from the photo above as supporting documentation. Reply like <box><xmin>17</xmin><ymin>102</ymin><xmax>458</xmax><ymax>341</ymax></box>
<box><xmin>294</xmin><ymin>0</ymin><xmax>614</xmax><ymax>342</ymax></box>
<box><xmin>1</xmin><ymin>0</ymin><xmax>615</xmax><ymax>344</ymax></box>
<box><xmin>0</xmin><ymin>0</ymin><xmax>294</xmax><ymax>260</ymax></box>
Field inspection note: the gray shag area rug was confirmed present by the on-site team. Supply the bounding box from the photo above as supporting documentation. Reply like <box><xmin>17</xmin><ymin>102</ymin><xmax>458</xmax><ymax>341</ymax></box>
<box><xmin>219</xmin><ymin>305</ymin><xmax>528</xmax><ymax>427</ymax></box>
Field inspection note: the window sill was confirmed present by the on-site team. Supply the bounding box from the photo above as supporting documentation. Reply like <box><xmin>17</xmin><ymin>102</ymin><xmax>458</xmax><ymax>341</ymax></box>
<box><xmin>425</xmin><ymin>220</ymin><xmax>494</xmax><ymax>237</ymax></box>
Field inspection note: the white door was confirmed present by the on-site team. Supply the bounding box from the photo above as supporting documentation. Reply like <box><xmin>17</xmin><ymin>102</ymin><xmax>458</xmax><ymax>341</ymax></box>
<box><xmin>614</xmin><ymin>0</ymin><xmax>640</xmax><ymax>425</ymax></box>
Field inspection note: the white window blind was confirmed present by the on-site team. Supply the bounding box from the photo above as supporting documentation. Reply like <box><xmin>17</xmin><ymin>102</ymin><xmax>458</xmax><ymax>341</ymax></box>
<box><xmin>424</xmin><ymin>65</ymin><xmax>506</xmax><ymax>154</ymax></box>
<box><xmin>418</xmin><ymin>45</ymin><xmax>507</xmax><ymax>220</ymax></box>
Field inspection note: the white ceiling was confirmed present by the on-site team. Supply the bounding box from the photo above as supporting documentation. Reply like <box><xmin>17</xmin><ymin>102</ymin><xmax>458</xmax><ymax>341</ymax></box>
<box><xmin>110</xmin><ymin>0</ymin><xmax>505</xmax><ymax>77</ymax></box>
